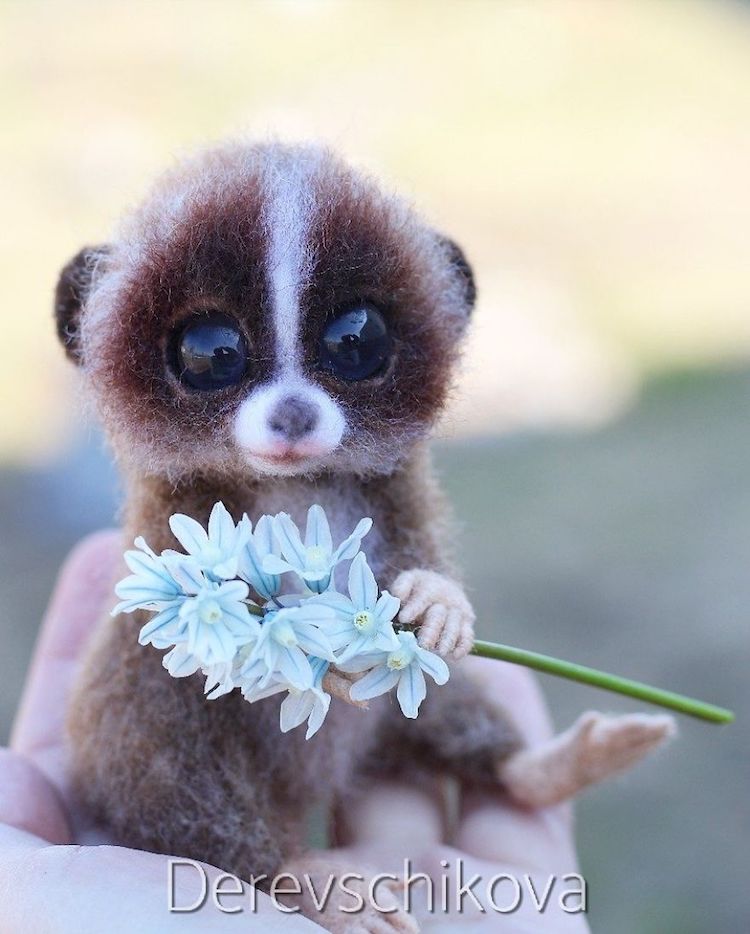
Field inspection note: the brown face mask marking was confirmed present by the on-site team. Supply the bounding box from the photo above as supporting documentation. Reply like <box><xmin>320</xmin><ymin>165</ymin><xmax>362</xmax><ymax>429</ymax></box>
<box><xmin>56</xmin><ymin>142</ymin><xmax>474</xmax><ymax>479</ymax></box>
<box><xmin>298</xmin><ymin>158</ymin><xmax>474</xmax><ymax>460</ymax></box>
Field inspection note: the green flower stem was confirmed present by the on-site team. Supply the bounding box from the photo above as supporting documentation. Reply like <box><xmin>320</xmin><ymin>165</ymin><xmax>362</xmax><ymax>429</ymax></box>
<box><xmin>241</xmin><ymin>598</ymin><xmax>733</xmax><ymax>723</ymax></box>
<box><xmin>471</xmin><ymin>639</ymin><xmax>735</xmax><ymax>724</ymax></box>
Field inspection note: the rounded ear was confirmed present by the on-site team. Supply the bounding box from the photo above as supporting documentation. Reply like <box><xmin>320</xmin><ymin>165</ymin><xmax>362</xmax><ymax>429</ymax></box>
<box><xmin>438</xmin><ymin>235</ymin><xmax>476</xmax><ymax>314</ymax></box>
<box><xmin>54</xmin><ymin>244</ymin><xmax>109</xmax><ymax>364</ymax></box>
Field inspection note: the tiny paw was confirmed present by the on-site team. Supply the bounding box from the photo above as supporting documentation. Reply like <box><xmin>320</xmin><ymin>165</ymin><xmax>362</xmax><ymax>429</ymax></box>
<box><xmin>324</xmin><ymin>878</ymin><xmax>419</xmax><ymax>934</ymax></box>
<box><xmin>500</xmin><ymin>710</ymin><xmax>676</xmax><ymax>807</ymax></box>
<box><xmin>345</xmin><ymin>903</ymin><xmax>419</xmax><ymax>934</ymax></box>
<box><xmin>569</xmin><ymin>711</ymin><xmax>676</xmax><ymax>783</ymax></box>
<box><xmin>281</xmin><ymin>858</ymin><xmax>419</xmax><ymax>934</ymax></box>
<box><xmin>323</xmin><ymin>667</ymin><xmax>368</xmax><ymax>708</ymax></box>
<box><xmin>391</xmin><ymin>569</ymin><xmax>475</xmax><ymax>659</ymax></box>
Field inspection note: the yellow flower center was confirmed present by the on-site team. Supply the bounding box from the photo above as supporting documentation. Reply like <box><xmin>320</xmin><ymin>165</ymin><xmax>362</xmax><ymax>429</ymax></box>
<box><xmin>387</xmin><ymin>650</ymin><xmax>409</xmax><ymax>670</ymax></box>
<box><xmin>353</xmin><ymin>610</ymin><xmax>375</xmax><ymax>633</ymax></box>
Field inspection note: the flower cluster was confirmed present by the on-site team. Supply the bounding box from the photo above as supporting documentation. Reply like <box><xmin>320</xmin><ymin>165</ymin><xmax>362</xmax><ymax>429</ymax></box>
<box><xmin>114</xmin><ymin>503</ymin><xmax>449</xmax><ymax>738</ymax></box>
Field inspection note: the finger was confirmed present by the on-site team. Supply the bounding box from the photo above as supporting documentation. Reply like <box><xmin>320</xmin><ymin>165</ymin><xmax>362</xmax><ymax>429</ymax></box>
<box><xmin>453</xmin><ymin>618</ymin><xmax>475</xmax><ymax>660</ymax></box>
<box><xmin>0</xmin><ymin>834</ymin><xmax>324</xmax><ymax>933</ymax></box>
<box><xmin>335</xmin><ymin>779</ymin><xmax>446</xmax><ymax>868</ymax></box>
<box><xmin>454</xmin><ymin>657</ymin><xmax>575</xmax><ymax>863</ymax></box>
<box><xmin>11</xmin><ymin>529</ymin><xmax>121</xmax><ymax>779</ymax></box>
<box><xmin>455</xmin><ymin>785</ymin><xmax>577</xmax><ymax>871</ymax></box>
<box><xmin>417</xmin><ymin>848</ymin><xmax>590</xmax><ymax>933</ymax></box>
<box><xmin>389</xmin><ymin>570</ymin><xmax>416</xmax><ymax>603</ymax></box>
<box><xmin>397</xmin><ymin>581</ymin><xmax>439</xmax><ymax>626</ymax></box>
<box><xmin>415</xmin><ymin>604</ymin><xmax>446</xmax><ymax>649</ymax></box>
<box><xmin>398</xmin><ymin>591</ymin><xmax>432</xmax><ymax>625</ymax></box>
<box><xmin>0</xmin><ymin>749</ymin><xmax>71</xmax><ymax>844</ymax></box>
<box><xmin>436</xmin><ymin>609</ymin><xmax>461</xmax><ymax>656</ymax></box>
<box><xmin>457</xmin><ymin>656</ymin><xmax>554</xmax><ymax>747</ymax></box>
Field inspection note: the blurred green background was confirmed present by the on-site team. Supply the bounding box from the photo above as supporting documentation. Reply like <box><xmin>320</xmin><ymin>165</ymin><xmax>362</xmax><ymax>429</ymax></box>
<box><xmin>1</xmin><ymin>1</ymin><xmax>748</xmax><ymax>930</ymax></box>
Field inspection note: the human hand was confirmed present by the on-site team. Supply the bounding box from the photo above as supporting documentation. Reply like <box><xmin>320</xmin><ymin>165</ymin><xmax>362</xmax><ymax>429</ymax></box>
<box><xmin>3</xmin><ymin>532</ymin><xmax>589</xmax><ymax>933</ymax></box>
<box><xmin>1</xmin><ymin>531</ymin><xmax>323</xmax><ymax>933</ymax></box>
<box><xmin>329</xmin><ymin>658</ymin><xmax>591</xmax><ymax>932</ymax></box>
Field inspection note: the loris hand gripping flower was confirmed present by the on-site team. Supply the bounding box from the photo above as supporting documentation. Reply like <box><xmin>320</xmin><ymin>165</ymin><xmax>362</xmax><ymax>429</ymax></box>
<box><xmin>56</xmin><ymin>141</ymin><xmax>672</xmax><ymax>934</ymax></box>
<box><xmin>116</xmin><ymin>501</ymin><xmax>449</xmax><ymax>735</ymax></box>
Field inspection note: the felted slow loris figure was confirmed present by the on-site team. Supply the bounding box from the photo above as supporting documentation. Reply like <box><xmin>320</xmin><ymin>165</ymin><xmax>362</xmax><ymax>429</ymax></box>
<box><xmin>56</xmin><ymin>141</ymin><xmax>673</xmax><ymax>932</ymax></box>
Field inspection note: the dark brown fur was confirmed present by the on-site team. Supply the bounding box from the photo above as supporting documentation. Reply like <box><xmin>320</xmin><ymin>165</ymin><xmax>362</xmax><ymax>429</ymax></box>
<box><xmin>54</xmin><ymin>245</ymin><xmax>108</xmax><ymax>363</ymax></box>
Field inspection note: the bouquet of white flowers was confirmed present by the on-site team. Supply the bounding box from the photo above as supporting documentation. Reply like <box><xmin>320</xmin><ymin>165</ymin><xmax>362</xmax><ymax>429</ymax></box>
<box><xmin>114</xmin><ymin>502</ymin><xmax>449</xmax><ymax>739</ymax></box>
<box><xmin>115</xmin><ymin>501</ymin><xmax>733</xmax><ymax>735</ymax></box>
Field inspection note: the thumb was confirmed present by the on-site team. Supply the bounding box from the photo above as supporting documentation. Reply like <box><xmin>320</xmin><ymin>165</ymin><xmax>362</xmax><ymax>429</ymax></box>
<box><xmin>11</xmin><ymin>529</ymin><xmax>122</xmax><ymax>783</ymax></box>
<box><xmin>0</xmin><ymin>748</ymin><xmax>71</xmax><ymax>844</ymax></box>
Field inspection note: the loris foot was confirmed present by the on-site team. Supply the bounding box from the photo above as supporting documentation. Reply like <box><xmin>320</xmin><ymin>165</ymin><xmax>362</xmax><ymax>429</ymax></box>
<box><xmin>280</xmin><ymin>854</ymin><xmax>419</xmax><ymax>933</ymax></box>
<box><xmin>499</xmin><ymin>711</ymin><xmax>676</xmax><ymax>808</ymax></box>
<box><xmin>391</xmin><ymin>569</ymin><xmax>475</xmax><ymax>659</ymax></box>
<box><xmin>323</xmin><ymin>667</ymin><xmax>368</xmax><ymax>707</ymax></box>
<box><xmin>332</xmin><ymin>883</ymin><xmax>419</xmax><ymax>934</ymax></box>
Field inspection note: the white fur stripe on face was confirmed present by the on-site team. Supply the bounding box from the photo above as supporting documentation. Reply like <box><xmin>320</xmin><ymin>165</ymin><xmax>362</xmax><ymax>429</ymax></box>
<box><xmin>262</xmin><ymin>152</ymin><xmax>318</xmax><ymax>375</ymax></box>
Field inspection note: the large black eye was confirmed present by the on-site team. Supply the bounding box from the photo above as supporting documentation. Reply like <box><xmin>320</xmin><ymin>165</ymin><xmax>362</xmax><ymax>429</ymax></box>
<box><xmin>172</xmin><ymin>311</ymin><xmax>248</xmax><ymax>391</ymax></box>
<box><xmin>319</xmin><ymin>304</ymin><xmax>391</xmax><ymax>381</ymax></box>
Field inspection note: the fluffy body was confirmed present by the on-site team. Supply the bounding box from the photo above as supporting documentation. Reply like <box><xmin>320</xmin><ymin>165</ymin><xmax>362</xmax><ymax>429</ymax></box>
<box><xmin>70</xmin><ymin>458</ymin><xmax>518</xmax><ymax>877</ymax></box>
<box><xmin>58</xmin><ymin>141</ymin><xmax>672</xmax><ymax>931</ymax></box>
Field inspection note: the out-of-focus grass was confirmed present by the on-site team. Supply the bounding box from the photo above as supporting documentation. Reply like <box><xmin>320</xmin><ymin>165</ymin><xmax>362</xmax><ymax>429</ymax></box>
<box><xmin>2</xmin><ymin>0</ymin><xmax>750</xmax><ymax>457</ymax></box>
<box><xmin>438</xmin><ymin>366</ymin><xmax>750</xmax><ymax>934</ymax></box>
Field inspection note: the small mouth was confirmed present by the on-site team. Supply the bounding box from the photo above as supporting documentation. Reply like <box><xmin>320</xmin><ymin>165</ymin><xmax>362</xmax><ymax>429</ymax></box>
<box><xmin>256</xmin><ymin>451</ymin><xmax>310</xmax><ymax>466</ymax></box>
<box><xmin>241</xmin><ymin>445</ymin><xmax>331</xmax><ymax>474</ymax></box>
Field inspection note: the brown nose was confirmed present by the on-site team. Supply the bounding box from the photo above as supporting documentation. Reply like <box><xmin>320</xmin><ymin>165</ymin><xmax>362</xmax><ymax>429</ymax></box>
<box><xmin>267</xmin><ymin>394</ymin><xmax>319</xmax><ymax>442</ymax></box>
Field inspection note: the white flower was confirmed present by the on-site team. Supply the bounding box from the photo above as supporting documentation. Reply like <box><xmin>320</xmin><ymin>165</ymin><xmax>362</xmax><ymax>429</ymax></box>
<box><xmin>121</xmin><ymin>501</ymin><xmax>452</xmax><ymax>730</ymax></box>
<box><xmin>140</xmin><ymin>558</ymin><xmax>260</xmax><ymax>668</ymax></box>
<box><xmin>236</xmin><ymin>657</ymin><xmax>290</xmax><ymax>703</ymax></box>
<box><xmin>167</xmin><ymin>501</ymin><xmax>250</xmax><ymax>581</ymax></box>
<box><xmin>178</xmin><ymin>586</ymin><xmax>258</xmax><ymax>668</ymax></box>
<box><xmin>162</xmin><ymin>648</ymin><xmax>240</xmax><ymax>699</ymax></box>
<box><xmin>310</xmin><ymin>553</ymin><xmax>399</xmax><ymax>663</ymax></box>
<box><xmin>202</xmin><ymin>659</ymin><xmax>238</xmax><ymax>699</ymax></box>
<box><xmin>263</xmin><ymin>505</ymin><xmax>372</xmax><ymax>593</ymax></box>
<box><xmin>162</xmin><ymin>644</ymin><xmax>202</xmax><ymax>678</ymax></box>
<box><xmin>113</xmin><ymin>537</ymin><xmax>184</xmax><ymax>615</ymax></box>
<box><xmin>279</xmin><ymin>657</ymin><xmax>331</xmax><ymax>739</ymax></box>
<box><xmin>347</xmin><ymin>630</ymin><xmax>450</xmax><ymax>718</ymax></box>
<box><xmin>237</xmin><ymin>514</ymin><xmax>283</xmax><ymax>600</ymax></box>
<box><xmin>246</xmin><ymin>603</ymin><xmax>337</xmax><ymax>691</ymax></box>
